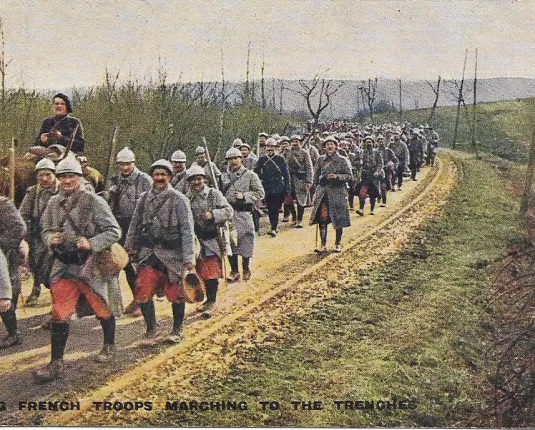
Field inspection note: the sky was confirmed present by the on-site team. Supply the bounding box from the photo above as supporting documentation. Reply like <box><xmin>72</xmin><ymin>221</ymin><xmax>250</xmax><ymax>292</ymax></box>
<box><xmin>2</xmin><ymin>0</ymin><xmax>535</xmax><ymax>89</ymax></box>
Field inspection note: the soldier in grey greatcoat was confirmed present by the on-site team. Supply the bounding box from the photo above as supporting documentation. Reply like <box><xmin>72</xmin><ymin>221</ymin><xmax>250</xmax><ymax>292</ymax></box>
<box><xmin>408</xmin><ymin>129</ymin><xmax>423</xmax><ymax>181</ymax></box>
<box><xmin>0</xmin><ymin>197</ymin><xmax>26</xmax><ymax>349</ymax></box>
<box><xmin>309</xmin><ymin>136</ymin><xmax>352</xmax><ymax>253</ymax></box>
<box><xmin>285</xmin><ymin>135</ymin><xmax>313</xmax><ymax>228</ymax></box>
<box><xmin>390</xmin><ymin>129</ymin><xmax>410</xmax><ymax>190</ymax></box>
<box><xmin>170</xmin><ymin>149</ymin><xmax>189</xmax><ymax>195</ymax></box>
<box><xmin>190</xmin><ymin>146</ymin><xmax>221</xmax><ymax>188</ymax></box>
<box><xmin>356</xmin><ymin>136</ymin><xmax>384</xmax><ymax>216</ymax></box>
<box><xmin>33</xmin><ymin>156</ymin><xmax>122</xmax><ymax>383</ymax></box>
<box><xmin>107</xmin><ymin>147</ymin><xmax>152</xmax><ymax>316</ymax></box>
<box><xmin>19</xmin><ymin>158</ymin><xmax>59</xmax><ymax>306</ymax></box>
<box><xmin>377</xmin><ymin>137</ymin><xmax>398</xmax><ymax>207</ymax></box>
<box><xmin>221</xmin><ymin>148</ymin><xmax>265</xmax><ymax>282</ymax></box>
<box><xmin>125</xmin><ymin>159</ymin><xmax>195</xmax><ymax>345</ymax></box>
<box><xmin>239</xmin><ymin>143</ymin><xmax>258</xmax><ymax>170</ymax></box>
<box><xmin>186</xmin><ymin>165</ymin><xmax>233</xmax><ymax>316</ymax></box>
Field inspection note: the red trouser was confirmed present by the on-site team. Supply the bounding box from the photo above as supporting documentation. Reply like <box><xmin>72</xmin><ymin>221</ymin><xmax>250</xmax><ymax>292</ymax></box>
<box><xmin>134</xmin><ymin>266</ymin><xmax>186</xmax><ymax>304</ymax></box>
<box><xmin>50</xmin><ymin>279</ymin><xmax>112</xmax><ymax>323</ymax></box>
<box><xmin>196</xmin><ymin>256</ymin><xmax>222</xmax><ymax>281</ymax></box>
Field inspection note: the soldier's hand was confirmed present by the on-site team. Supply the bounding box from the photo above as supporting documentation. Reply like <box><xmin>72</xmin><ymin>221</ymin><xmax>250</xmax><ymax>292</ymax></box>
<box><xmin>202</xmin><ymin>211</ymin><xmax>213</xmax><ymax>221</ymax></box>
<box><xmin>235</xmin><ymin>192</ymin><xmax>244</xmax><ymax>200</ymax></box>
<box><xmin>305</xmin><ymin>183</ymin><xmax>312</xmax><ymax>190</ymax></box>
<box><xmin>50</xmin><ymin>130</ymin><xmax>62</xmax><ymax>141</ymax></box>
<box><xmin>327</xmin><ymin>173</ymin><xmax>337</xmax><ymax>180</ymax></box>
<box><xmin>184</xmin><ymin>262</ymin><xmax>194</xmax><ymax>272</ymax></box>
<box><xmin>76</xmin><ymin>237</ymin><xmax>92</xmax><ymax>251</ymax></box>
<box><xmin>48</xmin><ymin>233</ymin><xmax>64</xmax><ymax>248</ymax></box>
<box><xmin>0</xmin><ymin>299</ymin><xmax>12</xmax><ymax>313</ymax></box>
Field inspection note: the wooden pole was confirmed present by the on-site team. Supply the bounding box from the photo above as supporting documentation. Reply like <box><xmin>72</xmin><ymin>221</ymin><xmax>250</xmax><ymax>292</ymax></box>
<box><xmin>472</xmin><ymin>48</ymin><xmax>479</xmax><ymax>158</ymax></box>
<box><xmin>9</xmin><ymin>136</ymin><xmax>15</xmax><ymax>201</ymax></box>
<box><xmin>452</xmin><ymin>49</ymin><xmax>468</xmax><ymax>149</ymax></box>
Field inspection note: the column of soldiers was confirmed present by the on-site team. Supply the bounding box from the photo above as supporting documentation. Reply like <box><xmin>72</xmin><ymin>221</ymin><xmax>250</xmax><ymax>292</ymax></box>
<box><xmin>1</xmin><ymin>92</ymin><xmax>439</xmax><ymax>384</ymax></box>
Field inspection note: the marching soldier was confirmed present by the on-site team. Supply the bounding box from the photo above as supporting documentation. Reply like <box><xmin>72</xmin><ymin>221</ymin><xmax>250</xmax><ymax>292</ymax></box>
<box><xmin>221</xmin><ymin>148</ymin><xmax>265</xmax><ymax>282</ymax></box>
<box><xmin>285</xmin><ymin>135</ymin><xmax>313</xmax><ymax>228</ymax></box>
<box><xmin>186</xmin><ymin>165</ymin><xmax>233</xmax><ymax>315</ymax></box>
<box><xmin>390</xmin><ymin>129</ymin><xmax>410</xmax><ymax>190</ymax></box>
<box><xmin>170</xmin><ymin>150</ymin><xmax>189</xmax><ymax>195</ymax></box>
<box><xmin>239</xmin><ymin>142</ymin><xmax>258</xmax><ymax>170</ymax></box>
<box><xmin>33</xmin><ymin>156</ymin><xmax>122</xmax><ymax>383</ymax></box>
<box><xmin>377</xmin><ymin>136</ymin><xmax>398</xmax><ymax>207</ymax></box>
<box><xmin>19</xmin><ymin>158</ymin><xmax>59</xmax><ymax>306</ymax></box>
<box><xmin>125</xmin><ymin>159</ymin><xmax>195</xmax><ymax>344</ymax></box>
<box><xmin>35</xmin><ymin>93</ymin><xmax>85</xmax><ymax>155</ymax></box>
<box><xmin>408</xmin><ymin>129</ymin><xmax>422</xmax><ymax>181</ymax></box>
<box><xmin>356</xmin><ymin>136</ymin><xmax>384</xmax><ymax>216</ymax></box>
<box><xmin>254</xmin><ymin>138</ymin><xmax>290</xmax><ymax>237</ymax></box>
<box><xmin>190</xmin><ymin>146</ymin><xmax>221</xmax><ymax>188</ymax></box>
<box><xmin>0</xmin><ymin>197</ymin><xmax>26</xmax><ymax>349</ymax></box>
<box><xmin>309</xmin><ymin>136</ymin><xmax>352</xmax><ymax>253</ymax></box>
<box><xmin>107</xmin><ymin>147</ymin><xmax>152</xmax><ymax>316</ymax></box>
<box><xmin>427</xmin><ymin>127</ymin><xmax>439</xmax><ymax>166</ymax></box>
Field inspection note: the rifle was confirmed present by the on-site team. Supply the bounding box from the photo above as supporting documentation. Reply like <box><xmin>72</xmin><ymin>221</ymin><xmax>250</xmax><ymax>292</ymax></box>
<box><xmin>201</xmin><ymin>137</ymin><xmax>233</xmax><ymax>257</ymax></box>
<box><xmin>58</xmin><ymin>123</ymin><xmax>80</xmax><ymax>161</ymax></box>
<box><xmin>104</xmin><ymin>126</ymin><xmax>119</xmax><ymax>186</ymax></box>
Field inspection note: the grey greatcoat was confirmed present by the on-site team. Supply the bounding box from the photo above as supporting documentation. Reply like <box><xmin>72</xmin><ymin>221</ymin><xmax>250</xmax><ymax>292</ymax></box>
<box><xmin>286</xmin><ymin>147</ymin><xmax>313</xmax><ymax>206</ymax></box>
<box><xmin>107</xmin><ymin>167</ymin><xmax>153</xmax><ymax>222</ymax></box>
<box><xmin>171</xmin><ymin>170</ymin><xmax>189</xmax><ymax>195</ymax></box>
<box><xmin>242</xmin><ymin>153</ymin><xmax>258</xmax><ymax>171</ymax></box>
<box><xmin>40</xmin><ymin>188</ymin><xmax>123</xmax><ymax>315</ymax></box>
<box><xmin>310</xmin><ymin>153</ymin><xmax>352</xmax><ymax>229</ymax></box>
<box><xmin>360</xmin><ymin>148</ymin><xmax>384</xmax><ymax>190</ymax></box>
<box><xmin>187</xmin><ymin>186</ymin><xmax>234</xmax><ymax>260</ymax></box>
<box><xmin>19</xmin><ymin>181</ymin><xmax>59</xmax><ymax>286</ymax></box>
<box><xmin>220</xmin><ymin>166</ymin><xmax>265</xmax><ymax>258</ymax></box>
<box><xmin>125</xmin><ymin>185</ymin><xmax>195</xmax><ymax>284</ymax></box>
<box><xmin>0</xmin><ymin>197</ymin><xmax>26</xmax><ymax>300</ymax></box>
<box><xmin>390</xmin><ymin>139</ymin><xmax>410</xmax><ymax>167</ymax></box>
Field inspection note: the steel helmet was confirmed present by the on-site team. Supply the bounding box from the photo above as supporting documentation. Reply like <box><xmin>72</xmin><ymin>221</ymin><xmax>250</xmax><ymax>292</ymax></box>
<box><xmin>149</xmin><ymin>159</ymin><xmax>173</xmax><ymax>176</ymax></box>
<box><xmin>35</xmin><ymin>158</ymin><xmax>56</xmax><ymax>172</ymax></box>
<box><xmin>225</xmin><ymin>147</ymin><xmax>242</xmax><ymax>159</ymax></box>
<box><xmin>186</xmin><ymin>165</ymin><xmax>207</xmax><ymax>180</ymax></box>
<box><xmin>195</xmin><ymin>146</ymin><xmax>206</xmax><ymax>155</ymax></box>
<box><xmin>232</xmin><ymin>138</ymin><xmax>244</xmax><ymax>148</ymax></box>
<box><xmin>56</xmin><ymin>155</ymin><xmax>82</xmax><ymax>176</ymax></box>
<box><xmin>116</xmin><ymin>147</ymin><xmax>135</xmax><ymax>163</ymax></box>
<box><xmin>171</xmin><ymin>150</ymin><xmax>187</xmax><ymax>162</ymax></box>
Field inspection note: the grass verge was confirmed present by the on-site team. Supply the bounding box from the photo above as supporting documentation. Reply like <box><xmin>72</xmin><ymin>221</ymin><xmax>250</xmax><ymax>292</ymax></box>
<box><xmin>147</xmin><ymin>153</ymin><xmax>523</xmax><ymax>427</ymax></box>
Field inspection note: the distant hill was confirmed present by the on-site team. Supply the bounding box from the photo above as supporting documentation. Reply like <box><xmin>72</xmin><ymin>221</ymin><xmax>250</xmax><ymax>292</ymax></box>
<box><xmin>225</xmin><ymin>77</ymin><xmax>535</xmax><ymax>120</ymax></box>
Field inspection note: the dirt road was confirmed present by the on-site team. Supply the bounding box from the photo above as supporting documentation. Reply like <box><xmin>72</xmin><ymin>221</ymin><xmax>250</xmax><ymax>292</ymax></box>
<box><xmin>0</xmin><ymin>155</ymin><xmax>457</xmax><ymax>425</ymax></box>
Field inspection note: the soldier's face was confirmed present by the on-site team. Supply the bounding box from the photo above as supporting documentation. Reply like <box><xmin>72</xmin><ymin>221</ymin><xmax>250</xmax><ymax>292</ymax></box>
<box><xmin>325</xmin><ymin>142</ymin><xmax>337</xmax><ymax>155</ymax></box>
<box><xmin>265</xmin><ymin>145</ymin><xmax>276</xmax><ymax>155</ymax></box>
<box><xmin>227</xmin><ymin>156</ymin><xmax>242</xmax><ymax>171</ymax></box>
<box><xmin>291</xmin><ymin>140</ymin><xmax>300</xmax><ymax>150</ymax></box>
<box><xmin>53</xmin><ymin>98</ymin><xmax>68</xmax><ymax>116</ymax></box>
<box><xmin>171</xmin><ymin>161</ymin><xmax>186</xmax><ymax>173</ymax></box>
<box><xmin>152</xmin><ymin>168</ymin><xmax>170</xmax><ymax>190</ymax></box>
<box><xmin>117</xmin><ymin>162</ymin><xmax>134</xmax><ymax>176</ymax></box>
<box><xmin>188</xmin><ymin>175</ymin><xmax>206</xmax><ymax>192</ymax></box>
<box><xmin>196</xmin><ymin>153</ymin><xmax>207</xmax><ymax>164</ymax></box>
<box><xmin>37</xmin><ymin>170</ymin><xmax>56</xmax><ymax>188</ymax></box>
<box><xmin>58</xmin><ymin>173</ymin><xmax>80</xmax><ymax>191</ymax></box>
<box><xmin>240</xmin><ymin>147</ymin><xmax>249</xmax><ymax>158</ymax></box>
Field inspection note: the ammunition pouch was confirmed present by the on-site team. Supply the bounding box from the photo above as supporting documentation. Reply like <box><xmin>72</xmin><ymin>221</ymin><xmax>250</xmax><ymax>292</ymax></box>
<box><xmin>194</xmin><ymin>221</ymin><xmax>218</xmax><ymax>241</ymax></box>
<box><xmin>51</xmin><ymin>244</ymin><xmax>91</xmax><ymax>265</ymax></box>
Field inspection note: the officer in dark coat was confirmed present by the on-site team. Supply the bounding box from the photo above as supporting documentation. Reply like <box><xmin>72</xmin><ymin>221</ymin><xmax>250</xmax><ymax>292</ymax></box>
<box><xmin>254</xmin><ymin>138</ymin><xmax>290</xmax><ymax>237</ymax></box>
<box><xmin>35</xmin><ymin>93</ymin><xmax>85</xmax><ymax>155</ymax></box>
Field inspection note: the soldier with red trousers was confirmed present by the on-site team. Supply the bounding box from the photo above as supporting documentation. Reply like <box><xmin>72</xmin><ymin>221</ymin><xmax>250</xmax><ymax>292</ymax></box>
<box><xmin>125</xmin><ymin>159</ymin><xmax>196</xmax><ymax>344</ymax></box>
<box><xmin>33</xmin><ymin>156</ymin><xmax>122</xmax><ymax>383</ymax></box>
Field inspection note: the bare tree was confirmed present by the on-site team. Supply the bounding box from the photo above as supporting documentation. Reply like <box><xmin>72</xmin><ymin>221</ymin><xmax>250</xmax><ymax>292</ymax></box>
<box><xmin>361</xmin><ymin>78</ymin><xmax>378</xmax><ymax>121</ymax></box>
<box><xmin>426</xmin><ymin>75</ymin><xmax>441</xmax><ymax>123</ymax></box>
<box><xmin>271</xmin><ymin>78</ymin><xmax>276</xmax><ymax>109</ymax></box>
<box><xmin>243</xmin><ymin>41</ymin><xmax>251</xmax><ymax>103</ymax></box>
<box><xmin>289</xmin><ymin>72</ymin><xmax>345</xmax><ymax>125</ymax></box>
<box><xmin>278</xmin><ymin>79</ymin><xmax>285</xmax><ymax>115</ymax></box>
<box><xmin>452</xmin><ymin>49</ymin><xmax>468</xmax><ymax>149</ymax></box>
<box><xmin>261</xmin><ymin>56</ymin><xmax>266</xmax><ymax>109</ymax></box>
